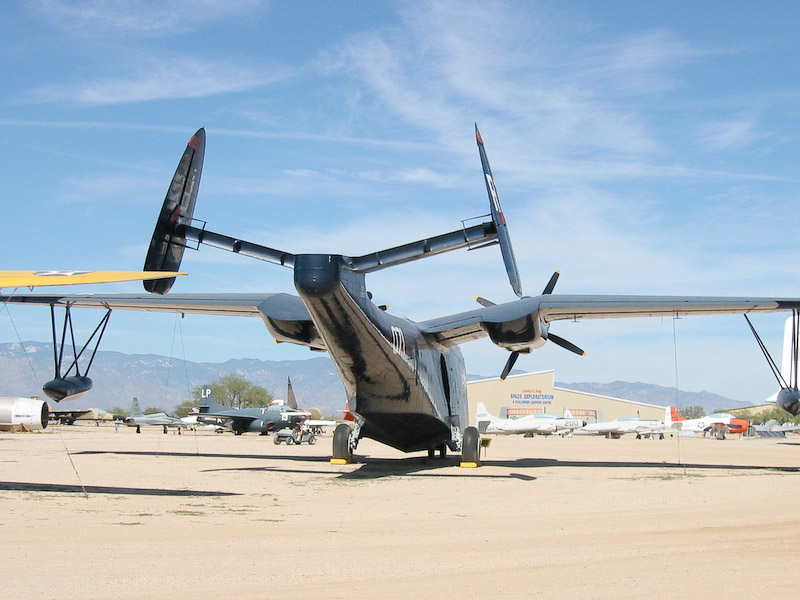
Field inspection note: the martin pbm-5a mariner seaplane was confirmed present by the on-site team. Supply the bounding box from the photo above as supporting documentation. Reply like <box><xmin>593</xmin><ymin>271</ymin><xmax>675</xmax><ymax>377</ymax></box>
<box><xmin>5</xmin><ymin>126</ymin><xmax>800</xmax><ymax>466</ymax></box>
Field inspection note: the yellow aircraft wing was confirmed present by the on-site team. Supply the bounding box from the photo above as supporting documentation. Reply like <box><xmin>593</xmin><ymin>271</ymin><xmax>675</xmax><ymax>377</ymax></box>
<box><xmin>0</xmin><ymin>270</ymin><xmax>186</xmax><ymax>289</ymax></box>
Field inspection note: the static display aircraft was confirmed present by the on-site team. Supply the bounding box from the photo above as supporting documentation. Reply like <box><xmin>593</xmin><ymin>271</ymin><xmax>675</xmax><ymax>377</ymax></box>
<box><xmin>666</xmin><ymin>405</ymin><xmax>748</xmax><ymax>438</ymax></box>
<box><xmin>5</xmin><ymin>126</ymin><xmax>800</xmax><ymax>466</ymax></box>
<box><xmin>123</xmin><ymin>398</ymin><xmax>187</xmax><ymax>434</ymax></box>
<box><xmin>48</xmin><ymin>407</ymin><xmax>116</xmax><ymax>425</ymax></box>
<box><xmin>0</xmin><ymin>396</ymin><xmax>49</xmax><ymax>431</ymax></box>
<box><xmin>476</xmin><ymin>402</ymin><xmax>584</xmax><ymax>435</ymax></box>
<box><xmin>197</xmin><ymin>385</ymin><xmax>310</xmax><ymax>435</ymax></box>
<box><xmin>752</xmin><ymin>419</ymin><xmax>800</xmax><ymax>437</ymax></box>
<box><xmin>578</xmin><ymin>407</ymin><xmax>669</xmax><ymax>439</ymax></box>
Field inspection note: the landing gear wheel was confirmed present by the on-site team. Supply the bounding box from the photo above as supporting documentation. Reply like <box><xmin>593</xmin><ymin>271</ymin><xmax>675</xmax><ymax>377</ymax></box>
<box><xmin>460</xmin><ymin>426</ymin><xmax>480</xmax><ymax>467</ymax></box>
<box><xmin>331</xmin><ymin>423</ymin><xmax>353</xmax><ymax>464</ymax></box>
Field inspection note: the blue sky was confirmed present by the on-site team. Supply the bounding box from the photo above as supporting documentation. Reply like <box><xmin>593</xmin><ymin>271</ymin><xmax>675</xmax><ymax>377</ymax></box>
<box><xmin>2</xmin><ymin>0</ymin><xmax>799</xmax><ymax>404</ymax></box>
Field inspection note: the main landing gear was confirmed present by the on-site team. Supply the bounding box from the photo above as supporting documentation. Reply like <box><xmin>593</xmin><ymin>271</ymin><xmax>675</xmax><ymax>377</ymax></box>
<box><xmin>427</xmin><ymin>444</ymin><xmax>447</xmax><ymax>459</ymax></box>
<box><xmin>329</xmin><ymin>424</ymin><xmax>483</xmax><ymax>467</ymax></box>
<box><xmin>460</xmin><ymin>426</ymin><xmax>480</xmax><ymax>468</ymax></box>
<box><xmin>331</xmin><ymin>422</ymin><xmax>358</xmax><ymax>464</ymax></box>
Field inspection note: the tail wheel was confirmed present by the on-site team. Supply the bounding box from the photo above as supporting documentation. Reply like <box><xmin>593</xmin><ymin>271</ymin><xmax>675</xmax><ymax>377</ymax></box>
<box><xmin>460</xmin><ymin>426</ymin><xmax>480</xmax><ymax>467</ymax></box>
<box><xmin>331</xmin><ymin>423</ymin><xmax>353</xmax><ymax>464</ymax></box>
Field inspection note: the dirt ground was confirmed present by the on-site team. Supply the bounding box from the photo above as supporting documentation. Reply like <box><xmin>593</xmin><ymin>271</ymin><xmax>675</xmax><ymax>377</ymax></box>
<box><xmin>2</xmin><ymin>424</ymin><xmax>799</xmax><ymax>599</ymax></box>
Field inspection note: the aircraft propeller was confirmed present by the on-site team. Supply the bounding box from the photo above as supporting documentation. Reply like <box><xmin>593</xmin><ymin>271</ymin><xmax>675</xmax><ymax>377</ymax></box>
<box><xmin>483</xmin><ymin>270</ymin><xmax>586</xmax><ymax>381</ymax></box>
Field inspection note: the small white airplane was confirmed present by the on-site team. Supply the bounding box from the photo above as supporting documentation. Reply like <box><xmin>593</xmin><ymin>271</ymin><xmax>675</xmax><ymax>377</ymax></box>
<box><xmin>666</xmin><ymin>405</ymin><xmax>748</xmax><ymax>438</ymax></box>
<box><xmin>577</xmin><ymin>406</ymin><xmax>669</xmax><ymax>439</ymax></box>
<box><xmin>475</xmin><ymin>402</ymin><xmax>585</xmax><ymax>436</ymax></box>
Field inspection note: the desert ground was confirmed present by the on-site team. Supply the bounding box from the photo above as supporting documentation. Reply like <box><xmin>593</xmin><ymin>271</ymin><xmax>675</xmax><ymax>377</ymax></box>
<box><xmin>2</xmin><ymin>424</ymin><xmax>799</xmax><ymax>599</ymax></box>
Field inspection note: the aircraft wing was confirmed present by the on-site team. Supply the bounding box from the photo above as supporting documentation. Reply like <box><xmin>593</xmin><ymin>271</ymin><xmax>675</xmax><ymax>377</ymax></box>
<box><xmin>198</xmin><ymin>410</ymin><xmax>257</xmax><ymax>424</ymax></box>
<box><xmin>421</xmin><ymin>294</ymin><xmax>800</xmax><ymax>348</ymax></box>
<box><xmin>0</xmin><ymin>270</ymin><xmax>185</xmax><ymax>289</ymax></box>
<box><xmin>0</xmin><ymin>292</ymin><xmax>326</xmax><ymax>351</ymax></box>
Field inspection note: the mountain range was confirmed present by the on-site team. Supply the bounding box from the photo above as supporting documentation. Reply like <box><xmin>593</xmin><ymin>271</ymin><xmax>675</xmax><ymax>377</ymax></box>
<box><xmin>0</xmin><ymin>341</ymin><xmax>747</xmax><ymax>416</ymax></box>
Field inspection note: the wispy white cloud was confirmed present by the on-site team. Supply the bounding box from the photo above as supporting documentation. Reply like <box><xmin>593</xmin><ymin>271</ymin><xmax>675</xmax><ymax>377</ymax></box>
<box><xmin>28</xmin><ymin>0</ymin><xmax>264</xmax><ymax>35</ymax></box>
<box><xmin>59</xmin><ymin>174</ymin><xmax>161</xmax><ymax>204</ymax></box>
<box><xmin>322</xmin><ymin>1</ymin><xmax>697</xmax><ymax>161</ymax></box>
<box><xmin>28</xmin><ymin>55</ymin><xmax>286</xmax><ymax>105</ymax></box>
<box><xmin>697</xmin><ymin>116</ymin><xmax>764</xmax><ymax>151</ymax></box>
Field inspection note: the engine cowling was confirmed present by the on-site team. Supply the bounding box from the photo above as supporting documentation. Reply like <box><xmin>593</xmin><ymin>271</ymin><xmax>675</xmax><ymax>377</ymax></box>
<box><xmin>0</xmin><ymin>397</ymin><xmax>49</xmax><ymax>431</ymax></box>
<box><xmin>484</xmin><ymin>312</ymin><xmax>547</xmax><ymax>352</ymax></box>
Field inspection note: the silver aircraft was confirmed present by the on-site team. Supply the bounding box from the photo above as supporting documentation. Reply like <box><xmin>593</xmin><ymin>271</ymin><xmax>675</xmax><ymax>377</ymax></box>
<box><xmin>4</xmin><ymin>126</ymin><xmax>800</xmax><ymax>466</ymax></box>
<box><xmin>123</xmin><ymin>398</ymin><xmax>187</xmax><ymax>434</ymax></box>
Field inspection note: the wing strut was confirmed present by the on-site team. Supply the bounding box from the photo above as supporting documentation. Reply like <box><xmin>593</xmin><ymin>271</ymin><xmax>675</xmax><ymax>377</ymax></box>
<box><xmin>744</xmin><ymin>313</ymin><xmax>791</xmax><ymax>389</ymax></box>
<box><xmin>43</xmin><ymin>304</ymin><xmax>112</xmax><ymax>402</ymax></box>
<box><xmin>745</xmin><ymin>311</ymin><xmax>800</xmax><ymax>416</ymax></box>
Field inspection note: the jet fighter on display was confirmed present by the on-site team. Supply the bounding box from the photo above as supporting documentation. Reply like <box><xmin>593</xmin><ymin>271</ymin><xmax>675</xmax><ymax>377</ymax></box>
<box><xmin>578</xmin><ymin>407</ymin><xmax>670</xmax><ymax>439</ymax></box>
<box><xmin>123</xmin><ymin>398</ymin><xmax>188</xmax><ymax>434</ymax></box>
<box><xmin>476</xmin><ymin>403</ymin><xmax>585</xmax><ymax>436</ymax></box>
<box><xmin>4</xmin><ymin>126</ymin><xmax>800</xmax><ymax>466</ymax></box>
<box><xmin>196</xmin><ymin>385</ymin><xmax>310</xmax><ymax>435</ymax></box>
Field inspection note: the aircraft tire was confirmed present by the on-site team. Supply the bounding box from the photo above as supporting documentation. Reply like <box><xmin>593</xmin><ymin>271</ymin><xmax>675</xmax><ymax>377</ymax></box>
<box><xmin>461</xmin><ymin>426</ymin><xmax>480</xmax><ymax>466</ymax></box>
<box><xmin>332</xmin><ymin>423</ymin><xmax>353</xmax><ymax>463</ymax></box>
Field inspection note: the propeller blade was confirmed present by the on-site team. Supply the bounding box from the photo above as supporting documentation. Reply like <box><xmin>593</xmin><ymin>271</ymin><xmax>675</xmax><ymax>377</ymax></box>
<box><xmin>475</xmin><ymin>296</ymin><xmax>496</xmax><ymax>307</ymax></box>
<box><xmin>500</xmin><ymin>351</ymin><xmax>520</xmax><ymax>381</ymax></box>
<box><xmin>542</xmin><ymin>270</ymin><xmax>560</xmax><ymax>295</ymax></box>
<box><xmin>548</xmin><ymin>333</ymin><xmax>586</xmax><ymax>356</ymax></box>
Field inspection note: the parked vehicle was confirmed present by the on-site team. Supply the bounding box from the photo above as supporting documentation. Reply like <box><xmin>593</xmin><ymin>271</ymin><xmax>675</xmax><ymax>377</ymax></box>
<box><xmin>273</xmin><ymin>428</ymin><xmax>316</xmax><ymax>445</ymax></box>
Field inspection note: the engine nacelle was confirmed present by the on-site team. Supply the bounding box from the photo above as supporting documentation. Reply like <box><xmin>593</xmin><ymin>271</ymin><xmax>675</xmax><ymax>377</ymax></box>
<box><xmin>484</xmin><ymin>312</ymin><xmax>547</xmax><ymax>352</ymax></box>
<box><xmin>0</xmin><ymin>397</ymin><xmax>49</xmax><ymax>431</ymax></box>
